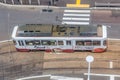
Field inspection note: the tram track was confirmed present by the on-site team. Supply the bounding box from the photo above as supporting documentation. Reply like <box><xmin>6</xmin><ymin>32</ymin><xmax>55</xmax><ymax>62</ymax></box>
<box><xmin>0</xmin><ymin>40</ymin><xmax>120</xmax><ymax>79</ymax></box>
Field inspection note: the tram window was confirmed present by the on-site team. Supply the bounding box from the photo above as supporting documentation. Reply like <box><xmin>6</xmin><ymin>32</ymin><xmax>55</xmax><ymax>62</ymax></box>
<box><xmin>34</xmin><ymin>40</ymin><xmax>41</xmax><ymax>45</ymax></box>
<box><xmin>50</xmin><ymin>40</ymin><xmax>56</xmax><ymax>45</ymax></box>
<box><xmin>84</xmin><ymin>40</ymin><xmax>92</xmax><ymax>46</ymax></box>
<box><xmin>24</xmin><ymin>31</ymin><xmax>28</xmax><ymax>33</ymax></box>
<box><xmin>25</xmin><ymin>40</ymin><xmax>34</xmax><ymax>46</ymax></box>
<box><xmin>35</xmin><ymin>30</ymin><xmax>40</xmax><ymax>32</ymax></box>
<box><xmin>29</xmin><ymin>31</ymin><xmax>34</xmax><ymax>32</ymax></box>
<box><xmin>76</xmin><ymin>41</ymin><xmax>84</xmax><ymax>46</ymax></box>
<box><xmin>66</xmin><ymin>41</ymin><xmax>71</xmax><ymax>45</ymax></box>
<box><xmin>58</xmin><ymin>41</ymin><xmax>64</xmax><ymax>45</ymax></box>
<box><xmin>93</xmin><ymin>41</ymin><xmax>101</xmax><ymax>46</ymax></box>
<box><xmin>41</xmin><ymin>40</ymin><xmax>48</xmax><ymax>45</ymax></box>
<box><xmin>41</xmin><ymin>40</ymin><xmax>56</xmax><ymax>45</ymax></box>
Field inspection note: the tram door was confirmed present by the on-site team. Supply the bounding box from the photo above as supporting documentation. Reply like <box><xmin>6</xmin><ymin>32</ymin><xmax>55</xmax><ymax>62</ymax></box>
<box><xmin>66</xmin><ymin>40</ymin><xmax>72</xmax><ymax>49</ymax></box>
<box><xmin>17</xmin><ymin>40</ymin><xmax>25</xmax><ymax>49</ymax></box>
<box><xmin>57</xmin><ymin>40</ymin><xmax>65</xmax><ymax>49</ymax></box>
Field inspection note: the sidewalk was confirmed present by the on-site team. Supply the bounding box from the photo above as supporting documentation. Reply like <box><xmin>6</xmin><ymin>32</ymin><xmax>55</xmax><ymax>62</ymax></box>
<box><xmin>0</xmin><ymin>1</ymin><xmax>62</xmax><ymax>10</ymax></box>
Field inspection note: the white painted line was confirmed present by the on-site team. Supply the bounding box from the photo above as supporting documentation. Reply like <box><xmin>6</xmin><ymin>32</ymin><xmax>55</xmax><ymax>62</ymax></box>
<box><xmin>84</xmin><ymin>73</ymin><xmax>120</xmax><ymax>77</ymax></box>
<box><xmin>50</xmin><ymin>76</ymin><xmax>83</xmax><ymax>80</ymax></box>
<box><xmin>62</xmin><ymin>22</ymin><xmax>89</xmax><ymax>25</ymax></box>
<box><xmin>110</xmin><ymin>76</ymin><xmax>115</xmax><ymax>80</ymax></box>
<box><xmin>63</xmin><ymin>14</ymin><xmax>90</xmax><ymax>17</ymax></box>
<box><xmin>0</xmin><ymin>40</ymin><xmax>12</xmax><ymax>43</ymax></box>
<box><xmin>110</xmin><ymin>61</ymin><xmax>113</xmax><ymax>69</ymax></box>
<box><xmin>84</xmin><ymin>73</ymin><xmax>120</xmax><ymax>80</ymax></box>
<box><xmin>57</xmin><ymin>78</ymin><xmax>83</xmax><ymax>80</ymax></box>
<box><xmin>16</xmin><ymin>75</ymin><xmax>51</xmax><ymax>80</ymax></box>
<box><xmin>63</xmin><ymin>17</ymin><xmax>90</xmax><ymax>21</ymax></box>
<box><xmin>108</xmin><ymin>38</ymin><xmax>120</xmax><ymax>40</ymax></box>
<box><xmin>64</xmin><ymin>10</ymin><xmax>91</xmax><ymax>13</ymax></box>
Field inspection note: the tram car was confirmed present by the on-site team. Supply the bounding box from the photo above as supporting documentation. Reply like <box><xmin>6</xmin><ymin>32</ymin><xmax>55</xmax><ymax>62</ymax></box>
<box><xmin>12</xmin><ymin>24</ymin><xmax>107</xmax><ymax>53</ymax></box>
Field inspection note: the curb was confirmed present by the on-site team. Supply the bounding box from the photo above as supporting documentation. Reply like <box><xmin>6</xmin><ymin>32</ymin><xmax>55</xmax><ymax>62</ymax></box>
<box><xmin>0</xmin><ymin>2</ymin><xmax>64</xmax><ymax>9</ymax></box>
<box><xmin>1</xmin><ymin>2</ymin><xmax>120</xmax><ymax>10</ymax></box>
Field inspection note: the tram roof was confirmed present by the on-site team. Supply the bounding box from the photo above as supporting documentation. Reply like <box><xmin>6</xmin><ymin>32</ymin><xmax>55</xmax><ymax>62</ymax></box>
<box><xmin>12</xmin><ymin>24</ymin><xmax>106</xmax><ymax>38</ymax></box>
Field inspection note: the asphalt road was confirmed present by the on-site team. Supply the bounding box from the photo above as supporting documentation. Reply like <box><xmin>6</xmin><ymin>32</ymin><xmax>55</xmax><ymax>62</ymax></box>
<box><xmin>0</xmin><ymin>6</ymin><xmax>64</xmax><ymax>41</ymax></box>
<box><xmin>0</xmin><ymin>6</ymin><xmax>120</xmax><ymax>41</ymax></box>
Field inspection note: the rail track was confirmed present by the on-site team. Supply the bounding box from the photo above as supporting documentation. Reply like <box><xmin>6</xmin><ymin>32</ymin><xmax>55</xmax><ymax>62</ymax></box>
<box><xmin>0</xmin><ymin>40</ymin><xmax>120</xmax><ymax>79</ymax></box>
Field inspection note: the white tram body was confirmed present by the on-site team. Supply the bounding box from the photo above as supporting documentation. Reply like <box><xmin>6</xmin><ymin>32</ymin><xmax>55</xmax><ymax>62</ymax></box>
<box><xmin>12</xmin><ymin>24</ymin><xmax>107</xmax><ymax>53</ymax></box>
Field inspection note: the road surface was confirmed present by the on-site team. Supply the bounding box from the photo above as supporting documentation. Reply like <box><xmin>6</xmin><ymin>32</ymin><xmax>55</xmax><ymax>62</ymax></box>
<box><xmin>1</xmin><ymin>0</ymin><xmax>120</xmax><ymax>7</ymax></box>
<box><xmin>0</xmin><ymin>2</ymin><xmax>120</xmax><ymax>80</ymax></box>
<box><xmin>0</xmin><ymin>6</ymin><xmax>120</xmax><ymax>41</ymax></box>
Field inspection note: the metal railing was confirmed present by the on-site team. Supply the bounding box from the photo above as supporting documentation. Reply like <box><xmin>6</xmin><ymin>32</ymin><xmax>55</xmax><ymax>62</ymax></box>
<box><xmin>95</xmin><ymin>2</ymin><xmax>120</xmax><ymax>7</ymax></box>
<box><xmin>0</xmin><ymin>0</ymin><xmax>59</xmax><ymax>6</ymax></box>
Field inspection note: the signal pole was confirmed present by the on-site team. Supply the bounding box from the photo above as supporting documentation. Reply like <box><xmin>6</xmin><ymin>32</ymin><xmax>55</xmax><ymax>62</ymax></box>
<box><xmin>86</xmin><ymin>55</ymin><xmax>94</xmax><ymax>80</ymax></box>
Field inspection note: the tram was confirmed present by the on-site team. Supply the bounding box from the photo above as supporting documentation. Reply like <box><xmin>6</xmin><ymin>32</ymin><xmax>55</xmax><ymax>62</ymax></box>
<box><xmin>12</xmin><ymin>24</ymin><xmax>107</xmax><ymax>53</ymax></box>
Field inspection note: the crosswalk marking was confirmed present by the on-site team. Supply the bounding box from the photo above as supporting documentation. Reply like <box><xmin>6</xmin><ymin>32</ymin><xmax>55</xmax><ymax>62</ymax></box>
<box><xmin>63</xmin><ymin>18</ymin><xmax>90</xmax><ymax>21</ymax></box>
<box><xmin>64</xmin><ymin>10</ymin><xmax>91</xmax><ymax>13</ymax></box>
<box><xmin>64</xmin><ymin>14</ymin><xmax>90</xmax><ymax>17</ymax></box>
<box><xmin>62</xmin><ymin>9</ymin><xmax>91</xmax><ymax>25</ymax></box>
<box><xmin>62</xmin><ymin>22</ymin><xmax>89</xmax><ymax>25</ymax></box>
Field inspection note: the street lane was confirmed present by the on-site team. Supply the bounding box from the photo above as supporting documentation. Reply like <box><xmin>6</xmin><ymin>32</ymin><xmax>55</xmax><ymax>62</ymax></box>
<box><xmin>0</xmin><ymin>7</ymin><xmax>120</xmax><ymax>41</ymax></box>
<box><xmin>0</xmin><ymin>7</ymin><xmax>64</xmax><ymax>40</ymax></box>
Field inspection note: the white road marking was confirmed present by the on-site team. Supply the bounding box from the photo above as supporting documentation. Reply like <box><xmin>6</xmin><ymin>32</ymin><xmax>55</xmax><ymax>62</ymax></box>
<box><xmin>110</xmin><ymin>76</ymin><xmax>115</xmax><ymax>80</ymax></box>
<box><xmin>64</xmin><ymin>10</ymin><xmax>91</xmax><ymax>13</ymax></box>
<box><xmin>110</xmin><ymin>61</ymin><xmax>113</xmax><ymax>69</ymax></box>
<box><xmin>63</xmin><ymin>17</ymin><xmax>90</xmax><ymax>21</ymax></box>
<box><xmin>84</xmin><ymin>73</ymin><xmax>120</xmax><ymax>77</ymax></box>
<box><xmin>0</xmin><ymin>39</ymin><xmax>12</xmax><ymax>43</ymax></box>
<box><xmin>50</xmin><ymin>76</ymin><xmax>83</xmax><ymax>80</ymax></box>
<box><xmin>16</xmin><ymin>75</ymin><xmax>83</xmax><ymax>80</ymax></box>
<box><xmin>64</xmin><ymin>14</ymin><xmax>90</xmax><ymax>17</ymax></box>
<box><xmin>62</xmin><ymin>9</ymin><xmax>91</xmax><ymax>25</ymax></box>
<box><xmin>16</xmin><ymin>75</ymin><xmax>51</xmax><ymax>80</ymax></box>
<box><xmin>108</xmin><ymin>38</ymin><xmax>120</xmax><ymax>40</ymax></box>
<box><xmin>84</xmin><ymin>73</ymin><xmax>120</xmax><ymax>80</ymax></box>
<box><xmin>62</xmin><ymin>22</ymin><xmax>89</xmax><ymax>25</ymax></box>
